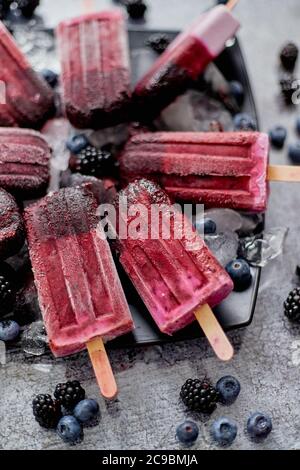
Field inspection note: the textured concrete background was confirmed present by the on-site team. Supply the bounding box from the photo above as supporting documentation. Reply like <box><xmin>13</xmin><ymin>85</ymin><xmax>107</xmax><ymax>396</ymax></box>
<box><xmin>1</xmin><ymin>0</ymin><xmax>300</xmax><ymax>450</ymax></box>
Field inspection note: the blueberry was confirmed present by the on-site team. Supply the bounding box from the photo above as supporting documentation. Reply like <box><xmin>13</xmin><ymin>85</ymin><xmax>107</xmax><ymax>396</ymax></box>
<box><xmin>269</xmin><ymin>126</ymin><xmax>287</xmax><ymax>149</ymax></box>
<box><xmin>176</xmin><ymin>421</ymin><xmax>199</xmax><ymax>445</ymax></box>
<box><xmin>288</xmin><ymin>142</ymin><xmax>300</xmax><ymax>164</ymax></box>
<box><xmin>296</xmin><ymin>117</ymin><xmax>300</xmax><ymax>135</ymax></box>
<box><xmin>40</xmin><ymin>69</ymin><xmax>58</xmax><ymax>88</ymax></box>
<box><xmin>229</xmin><ymin>81</ymin><xmax>244</xmax><ymax>106</ymax></box>
<box><xmin>195</xmin><ymin>218</ymin><xmax>217</xmax><ymax>235</ymax></box>
<box><xmin>247</xmin><ymin>412</ymin><xmax>272</xmax><ymax>440</ymax></box>
<box><xmin>73</xmin><ymin>399</ymin><xmax>99</xmax><ymax>423</ymax></box>
<box><xmin>233</xmin><ymin>113</ymin><xmax>257</xmax><ymax>131</ymax></box>
<box><xmin>216</xmin><ymin>376</ymin><xmax>241</xmax><ymax>405</ymax></box>
<box><xmin>0</xmin><ymin>320</ymin><xmax>20</xmax><ymax>342</ymax></box>
<box><xmin>225</xmin><ymin>259</ymin><xmax>252</xmax><ymax>291</ymax></box>
<box><xmin>66</xmin><ymin>134</ymin><xmax>89</xmax><ymax>155</ymax></box>
<box><xmin>211</xmin><ymin>417</ymin><xmax>237</xmax><ymax>446</ymax></box>
<box><xmin>57</xmin><ymin>416</ymin><xmax>82</xmax><ymax>443</ymax></box>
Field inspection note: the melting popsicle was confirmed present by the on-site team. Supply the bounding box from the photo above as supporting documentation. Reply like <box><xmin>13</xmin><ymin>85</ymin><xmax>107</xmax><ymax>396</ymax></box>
<box><xmin>25</xmin><ymin>186</ymin><xmax>134</xmax><ymax>398</ymax></box>
<box><xmin>113</xmin><ymin>179</ymin><xmax>234</xmax><ymax>361</ymax></box>
<box><xmin>57</xmin><ymin>10</ymin><xmax>132</xmax><ymax>129</ymax></box>
<box><xmin>0</xmin><ymin>21</ymin><xmax>55</xmax><ymax>128</ymax></box>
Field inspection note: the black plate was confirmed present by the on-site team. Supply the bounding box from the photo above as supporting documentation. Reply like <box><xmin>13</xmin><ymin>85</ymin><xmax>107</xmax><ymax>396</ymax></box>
<box><xmin>108</xmin><ymin>28</ymin><xmax>261</xmax><ymax>348</ymax></box>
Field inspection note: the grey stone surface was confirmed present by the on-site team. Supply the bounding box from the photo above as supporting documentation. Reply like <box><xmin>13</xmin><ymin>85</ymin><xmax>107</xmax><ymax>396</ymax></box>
<box><xmin>1</xmin><ymin>0</ymin><xmax>300</xmax><ymax>450</ymax></box>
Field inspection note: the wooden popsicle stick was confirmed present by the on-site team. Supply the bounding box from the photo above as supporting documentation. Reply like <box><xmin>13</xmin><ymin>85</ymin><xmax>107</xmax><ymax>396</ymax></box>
<box><xmin>86</xmin><ymin>336</ymin><xmax>118</xmax><ymax>400</ymax></box>
<box><xmin>267</xmin><ymin>165</ymin><xmax>300</xmax><ymax>182</ymax></box>
<box><xmin>82</xmin><ymin>0</ymin><xmax>95</xmax><ymax>13</ymax></box>
<box><xmin>194</xmin><ymin>304</ymin><xmax>234</xmax><ymax>361</ymax></box>
<box><xmin>226</xmin><ymin>0</ymin><xmax>239</xmax><ymax>11</ymax></box>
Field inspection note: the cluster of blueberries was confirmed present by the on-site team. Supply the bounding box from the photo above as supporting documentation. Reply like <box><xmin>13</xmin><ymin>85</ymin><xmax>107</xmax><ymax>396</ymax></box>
<box><xmin>269</xmin><ymin>119</ymin><xmax>300</xmax><ymax>164</ymax></box>
<box><xmin>177</xmin><ymin>376</ymin><xmax>272</xmax><ymax>447</ymax></box>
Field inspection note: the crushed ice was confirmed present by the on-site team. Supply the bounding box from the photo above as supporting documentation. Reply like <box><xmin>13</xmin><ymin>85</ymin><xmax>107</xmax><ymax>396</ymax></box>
<box><xmin>205</xmin><ymin>231</ymin><xmax>239</xmax><ymax>267</ymax></box>
<box><xmin>21</xmin><ymin>321</ymin><xmax>48</xmax><ymax>356</ymax></box>
<box><xmin>238</xmin><ymin>227</ymin><xmax>288</xmax><ymax>268</ymax></box>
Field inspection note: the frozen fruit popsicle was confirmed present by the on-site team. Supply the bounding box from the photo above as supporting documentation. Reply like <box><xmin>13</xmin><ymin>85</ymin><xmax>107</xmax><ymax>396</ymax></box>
<box><xmin>120</xmin><ymin>131</ymin><xmax>269</xmax><ymax>212</ymax></box>
<box><xmin>57</xmin><ymin>10</ymin><xmax>131</xmax><ymax>129</ymax></box>
<box><xmin>0</xmin><ymin>21</ymin><xmax>55</xmax><ymax>128</ymax></box>
<box><xmin>133</xmin><ymin>4</ymin><xmax>240</xmax><ymax>120</ymax></box>
<box><xmin>114</xmin><ymin>179</ymin><xmax>234</xmax><ymax>360</ymax></box>
<box><xmin>0</xmin><ymin>128</ymin><xmax>51</xmax><ymax>200</ymax></box>
<box><xmin>25</xmin><ymin>186</ymin><xmax>134</xmax><ymax>399</ymax></box>
<box><xmin>120</xmin><ymin>131</ymin><xmax>300</xmax><ymax>212</ymax></box>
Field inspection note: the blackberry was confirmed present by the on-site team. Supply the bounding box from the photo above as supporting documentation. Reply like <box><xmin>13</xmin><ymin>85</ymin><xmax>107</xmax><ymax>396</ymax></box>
<box><xmin>125</xmin><ymin>0</ymin><xmax>147</xmax><ymax>20</ymax></box>
<box><xmin>180</xmin><ymin>378</ymin><xmax>218</xmax><ymax>413</ymax></box>
<box><xmin>0</xmin><ymin>274</ymin><xmax>15</xmax><ymax>316</ymax></box>
<box><xmin>146</xmin><ymin>34</ymin><xmax>170</xmax><ymax>54</ymax></box>
<box><xmin>280</xmin><ymin>75</ymin><xmax>299</xmax><ymax>105</ymax></box>
<box><xmin>284</xmin><ymin>287</ymin><xmax>300</xmax><ymax>322</ymax></box>
<box><xmin>280</xmin><ymin>42</ymin><xmax>299</xmax><ymax>72</ymax></box>
<box><xmin>69</xmin><ymin>145</ymin><xmax>114</xmax><ymax>177</ymax></box>
<box><xmin>16</xmin><ymin>0</ymin><xmax>40</xmax><ymax>18</ymax></box>
<box><xmin>54</xmin><ymin>380</ymin><xmax>85</xmax><ymax>410</ymax></box>
<box><xmin>32</xmin><ymin>394</ymin><xmax>62</xmax><ymax>428</ymax></box>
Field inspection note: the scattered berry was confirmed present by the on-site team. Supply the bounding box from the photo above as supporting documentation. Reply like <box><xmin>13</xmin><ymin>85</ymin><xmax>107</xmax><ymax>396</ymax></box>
<box><xmin>247</xmin><ymin>412</ymin><xmax>272</xmax><ymax>440</ymax></box>
<box><xmin>40</xmin><ymin>69</ymin><xmax>58</xmax><ymax>88</ymax></box>
<box><xmin>16</xmin><ymin>0</ymin><xmax>40</xmax><ymax>18</ymax></box>
<box><xmin>195</xmin><ymin>218</ymin><xmax>217</xmax><ymax>235</ymax></box>
<box><xmin>233</xmin><ymin>113</ymin><xmax>257</xmax><ymax>131</ymax></box>
<box><xmin>0</xmin><ymin>273</ymin><xmax>15</xmax><ymax>316</ymax></box>
<box><xmin>280</xmin><ymin>75</ymin><xmax>299</xmax><ymax>104</ymax></box>
<box><xmin>66</xmin><ymin>134</ymin><xmax>89</xmax><ymax>155</ymax></box>
<box><xmin>269</xmin><ymin>126</ymin><xmax>287</xmax><ymax>149</ymax></box>
<box><xmin>225</xmin><ymin>259</ymin><xmax>252</xmax><ymax>292</ymax></box>
<box><xmin>280</xmin><ymin>42</ymin><xmax>299</xmax><ymax>71</ymax></box>
<box><xmin>216</xmin><ymin>376</ymin><xmax>241</xmax><ymax>405</ymax></box>
<box><xmin>32</xmin><ymin>394</ymin><xmax>62</xmax><ymax>429</ymax></box>
<box><xmin>57</xmin><ymin>416</ymin><xmax>82</xmax><ymax>443</ymax></box>
<box><xmin>288</xmin><ymin>142</ymin><xmax>300</xmax><ymax>163</ymax></box>
<box><xmin>176</xmin><ymin>421</ymin><xmax>199</xmax><ymax>445</ymax></box>
<box><xmin>69</xmin><ymin>146</ymin><xmax>114</xmax><ymax>177</ymax></box>
<box><xmin>73</xmin><ymin>399</ymin><xmax>99</xmax><ymax>423</ymax></box>
<box><xmin>125</xmin><ymin>0</ymin><xmax>147</xmax><ymax>20</ymax></box>
<box><xmin>284</xmin><ymin>287</ymin><xmax>300</xmax><ymax>322</ymax></box>
<box><xmin>229</xmin><ymin>80</ymin><xmax>244</xmax><ymax>106</ymax></box>
<box><xmin>54</xmin><ymin>380</ymin><xmax>85</xmax><ymax>410</ymax></box>
<box><xmin>180</xmin><ymin>378</ymin><xmax>218</xmax><ymax>414</ymax></box>
<box><xmin>146</xmin><ymin>34</ymin><xmax>170</xmax><ymax>54</ymax></box>
<box><xmin>0</xmin><ymin>320</ymin><xmax>20</xmax><ymax>342</ymax></box>
<box><xmin>211</xmin><ymin>417</ymin><xmax>237</xmax><ymax>446</ymax></box>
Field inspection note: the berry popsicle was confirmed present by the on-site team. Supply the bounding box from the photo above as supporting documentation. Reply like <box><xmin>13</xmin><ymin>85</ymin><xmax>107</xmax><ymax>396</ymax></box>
<box><xmin>114</xmin><ymin>179</ymin><xmax>234</xmax><ymax>361</ymax></box>
<box><xmin>57</xmin><ymin>10</ymin><xmax>131</xmax><ymax>129</ymax></box>
<box><xmin>0</xmin><ymin>21</ymin><xmax>55</xmax><ymax>128</ymax></box>
<box><xmin>25</xmin><ymin>187</ymin><xmax>134</xmax><ymax>399</ymax></box>
<box><xmin>133</xmin><ymin>3</ymin><xmax>240</xmax><ymax>120</ymax></box>
<box><xmin>120</xmin><ymin>131</ymin><xmax>300</xmax><ymax>212</ymax></box>
<box><xmin>0</xmin><ymin>128</ymin><xmax>51</xmax><ymax>200</ymax></box>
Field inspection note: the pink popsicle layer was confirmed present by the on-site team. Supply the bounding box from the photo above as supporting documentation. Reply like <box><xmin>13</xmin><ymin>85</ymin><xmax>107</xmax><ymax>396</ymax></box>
<box><xmin>120</xmin><ymin>132</ymin><xmax>269</xmax><ymax>212</ymax></box>
<box><xmin>115</xmin><ymin>179</ymin><xmax>233</xmax><ymax>335</ymax></box>
<box><xmin>25</xmin><ymin>187</ymin><xmax>134</xmax><ymax>357</ymax></box>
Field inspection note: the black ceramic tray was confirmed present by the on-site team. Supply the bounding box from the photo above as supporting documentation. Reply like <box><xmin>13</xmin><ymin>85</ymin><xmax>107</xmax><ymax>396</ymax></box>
<box><xmin>109</xmin><ymin>28</ymin><xmax>261</xmax><ymax>348</ymax></box>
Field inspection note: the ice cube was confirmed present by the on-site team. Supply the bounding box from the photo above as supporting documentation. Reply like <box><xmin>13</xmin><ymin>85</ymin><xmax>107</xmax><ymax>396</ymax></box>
<box><xmin>239</xmin><ymin>227</ymin><xmax>288</xmax><ymax>267</ymax></box>
<box><xmin>205</xmin><ymin>231</ymin><xmax>239</xmax><ymax>267</ymax></box>
<box><xmin>21</xmin><ymin>321</ymin><xmax>48</xmax><ymax>356</ymax></box>
<box><xmin>204</xmin><ymin>209</ymin><xmax>243</xmax><ymax>233</ymax></box>
<box><xmin>156</xmin><ymin>90</ymin><xmax>233</xmax><ymax>132</ymax></box>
